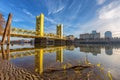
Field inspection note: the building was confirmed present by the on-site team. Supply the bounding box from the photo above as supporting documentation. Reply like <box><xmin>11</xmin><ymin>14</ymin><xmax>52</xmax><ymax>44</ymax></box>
<box><xmin>80</xmin><ymin>33</ymin><xmax>90</xmax><ymax>39</ymax></box>
<box><xmin>80</xmin><ymin>30</ymin><xmax>100</xmax><ymax>39</ymax></box>
<box><xmin>105</xmin><ymin>31</ymin><xmax>112</xmax><ymax>39</ymax></box>
<box><xmin>66</xmin><ymin>35</ymin><xmax>75</xmax><ymax>40</ymax></box>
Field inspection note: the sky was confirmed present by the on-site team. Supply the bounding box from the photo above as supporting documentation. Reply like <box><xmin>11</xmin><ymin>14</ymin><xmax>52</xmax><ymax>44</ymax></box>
<box><xmin>0</xmin><ymin>0</ymin><xmax>120</xmax><ymax>38</ymax></box>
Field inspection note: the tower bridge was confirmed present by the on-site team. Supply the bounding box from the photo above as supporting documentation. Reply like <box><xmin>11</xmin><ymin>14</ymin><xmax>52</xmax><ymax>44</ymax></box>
<box><xmin>0</xmin><ymin>13</ymin><xmax>69</xmax><ymax>46</ymax></box>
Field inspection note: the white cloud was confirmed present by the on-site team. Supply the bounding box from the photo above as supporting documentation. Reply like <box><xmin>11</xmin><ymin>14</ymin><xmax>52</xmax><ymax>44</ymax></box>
<box><xmin>48</xmin><ymin>6</ymin><xmax>64</xmax><ymax>15</ymax></box>
<box><xmin>22</xmin><ymin>9</ymin><xmax>35</xmax><ymax>18</ymax></box>
<box><xmin>98</xmin><ymin>1</ymin><xmax>120</xmax><ymax>19</ymax></box>
<box><xmin>74</xmin><ymin>0</ymin><xmax>120</xmax><ymax>38</ymax></box>
<box><xmin>45</xmin><ymin>0</ymin><xmax>65</xmax><ymax>15</ymax></box>
<box><xmin>45</xmin><ymin>17</ymin><xmax>57</xmax><ymax>25</ymax></box>
<box><xmin>13</xmin><ymin>18</ymin><xmax>23</xmax><ymax>22</ymax></box>
<box><xmin>96</xmin><ymin>0</ymin><xmax>105</xmax><ymax>5</ymax></box>
<box><xmin>69</xmin><ymin>0</ymin><xmax>76</xmax><ymax>9</ymax></box>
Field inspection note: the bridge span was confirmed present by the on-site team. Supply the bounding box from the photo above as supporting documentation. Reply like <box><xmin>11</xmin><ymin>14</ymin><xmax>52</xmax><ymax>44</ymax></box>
<box><xmin>0</xmin><ymin>13</ymin><xmax>71</xmax><ymax>46</ymax></box>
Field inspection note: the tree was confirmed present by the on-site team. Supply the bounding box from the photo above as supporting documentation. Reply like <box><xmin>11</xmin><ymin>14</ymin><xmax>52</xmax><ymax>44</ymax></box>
<box><xmin>0</xmin><ymin>13</ymin><xmax>5</xmax><ymax>33</ymax></box>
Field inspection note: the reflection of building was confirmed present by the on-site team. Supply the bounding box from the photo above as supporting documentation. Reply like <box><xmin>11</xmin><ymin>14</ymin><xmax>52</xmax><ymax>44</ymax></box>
<box><xmin>105</xmin><ymin>47</ymin><xmax>113</xmax><ymax>55</ymax></box>
<box><xmin>66</xmin><ymin>46</ymin><xmax>75</xmax><ymax>51</ymax></box>
<box><xmin>79</xmin><ymin>44</ymin><xmax>101</xmax><ymax>56</ymax></box>
<box><xmin>80</xmin><ymin>30</ymin><xmax>100</xmax><ymax>39</ymax></box>
<box><xmin>105</xmin><ymin>31</ymin><xmax>112</xmax><ymax>39</ymax></box>
<box><xmin>57</xmin><ymin>24</ymin><xmax>63</xmax><ymax>38</ymax></box>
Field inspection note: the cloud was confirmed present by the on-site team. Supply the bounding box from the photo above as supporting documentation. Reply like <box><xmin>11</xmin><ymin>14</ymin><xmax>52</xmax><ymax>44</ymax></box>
<box><xmin>98</xmin><ymin>1</ymin><xmax>120</xmax><ymax>19</ymax></box>
<box><xmin>73</xmin><ymin>0</ymin><xmax>120</xmax><ymax>38</ymax></box>
<box><xmin>69</xmin><ymin>0</ymin><xmax>76</xmax><ymax>9</ymax></box>
<box><xmin>44</xmin><ymin>25</ymin><xmax>56</xmax><ymax>34</ymax></box>
<box><xmin>96</xmin><ymin>0</ymin><xmax>105</xmax><ymax>5</ymax></box>
<box><xmin>22</xmin><ymin>9</ymin><xmax>35</xmax><ymax>18</ymax></box>
<box><xmin>45</xmin><ymin>0</ymin><xmax>65</xmax><ymax>15</ymax></box>
<box><xmin>13</xmin><ymin>18</ymin><xmax>23</xmax><ymax>22</ymax></box>
<box><xmin>45</xmin><ymin>17</ymin><xmax>57</xmax><ymax>25</ymax></box>
<box><xmin>48</xmin><ymin>6</ymin><xmax>64</xmax><ymax>15</ymax></box>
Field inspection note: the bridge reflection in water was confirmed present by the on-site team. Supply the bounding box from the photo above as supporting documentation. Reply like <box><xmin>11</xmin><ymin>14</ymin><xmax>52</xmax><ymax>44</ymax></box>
<box><xmin>0</xmin><ymin>45</ymin><xmax>66</xmax><ymax>74</ymax></box>
<box><xmin>35</xmin><ymin>46</ymin><xmax>64</xmax><ymax>74</ymax></box>
<box><xmin>0</xmin><ymin>44</ymin><xmax>113</xmax><ymax>79</ymax></box>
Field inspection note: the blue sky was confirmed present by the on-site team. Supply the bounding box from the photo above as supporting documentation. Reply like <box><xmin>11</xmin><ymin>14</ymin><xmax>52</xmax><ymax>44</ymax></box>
<box><xmin>0</xmin><ymin>0</ymin><xmax>120</xmax><ymax>38</ymax></box>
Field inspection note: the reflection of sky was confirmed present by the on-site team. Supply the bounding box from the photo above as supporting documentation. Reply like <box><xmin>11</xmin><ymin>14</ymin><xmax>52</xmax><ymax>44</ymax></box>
<box><xmin>1</xmin><ymin>0</ymin><xmax>120</xmax><ymax>37</ymax></box>
<box><xmin>85</xmin><ymin>48</ymin><xmax>120</xmax><ymax>79</ymax></box>
<box><xmin>0</xmin><ymin>44</ymin><xmax>34</xmax><ymax>50</ymax></box>
<box><xmin>3</xmin><ymin>44</ymin><xmax>120</xmax><ymax>79</ymax></box>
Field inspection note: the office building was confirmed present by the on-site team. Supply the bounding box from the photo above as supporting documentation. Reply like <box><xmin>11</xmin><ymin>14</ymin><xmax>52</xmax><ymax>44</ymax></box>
<box><xmin>80</xmin><ymin>30</ymin><xmax>100</xmax><ymax>39</ymax></box>
<box><xmin>105</xmin><ymin>31</ymin><xmax>112</xmax><ymax>39</ymax></box>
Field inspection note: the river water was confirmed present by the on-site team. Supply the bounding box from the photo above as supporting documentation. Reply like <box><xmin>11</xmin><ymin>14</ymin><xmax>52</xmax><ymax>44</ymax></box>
<box><xmin>0</xmin><ymin>44</ymin><xmax>120</xmax><ymax>80</ymax></box>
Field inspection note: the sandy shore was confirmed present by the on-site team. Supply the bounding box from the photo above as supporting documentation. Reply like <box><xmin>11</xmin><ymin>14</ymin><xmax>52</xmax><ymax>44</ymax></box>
<box><xmin>0</xmin><ymin>57</ymin><xmax>112</xmax><ymax>80</ymax></box>
<box><xmin>0</xmin><ymin>58</ymin><xmax>42</xmax><ymax>80</ymax></box>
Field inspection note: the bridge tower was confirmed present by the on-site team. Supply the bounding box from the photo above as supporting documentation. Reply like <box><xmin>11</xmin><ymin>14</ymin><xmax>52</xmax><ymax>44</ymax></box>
<box><xmin>57</xmin><ymin>24</ymin><xmax>63</xmax><ymax>39</ymax></box>
<box><xmin>54</xmin><ymin>24</ymin><xmax>66</xmax><ymax>46</ymax></box>
<box><xmin>35</xmin><ymin>13</ymin><xmax>47</xmax><ymax>46</ymax></box>
<box><xmin>36</xmin><ymin>13</ymin><xmax>44</xmax><ymax>37</ymax></box>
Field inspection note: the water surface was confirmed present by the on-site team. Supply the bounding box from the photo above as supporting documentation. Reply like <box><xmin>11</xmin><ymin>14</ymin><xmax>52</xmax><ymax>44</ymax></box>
<box><xmin>0</xmin><ymin>44</ymin><xmax>120</xmax><ymax>80</ymax></box>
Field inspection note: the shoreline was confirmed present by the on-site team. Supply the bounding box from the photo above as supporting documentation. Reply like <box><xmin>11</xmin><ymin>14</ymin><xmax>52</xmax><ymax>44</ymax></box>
<box><xmin>0</xmin><ymin>57</ymin><xmax>112</xmax><ymax>80</ymax></box>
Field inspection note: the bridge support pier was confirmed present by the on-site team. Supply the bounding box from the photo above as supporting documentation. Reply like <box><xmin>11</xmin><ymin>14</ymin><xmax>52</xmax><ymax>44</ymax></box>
<box><xmin>54</xmin><ymin>39</ymin><xmax>66</xmax><ymax>46</ymax></box>
<box><xmin>35</xmin><ymin>38</ymin><xmax>47</xmax><ymax>47</ymax></box>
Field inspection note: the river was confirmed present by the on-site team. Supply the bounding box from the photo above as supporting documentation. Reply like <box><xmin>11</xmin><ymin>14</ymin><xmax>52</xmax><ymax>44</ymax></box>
<box><xmin>0</xmin><ymin>44</ymin><xmax>119</xmax><ymax>80</ymax></box>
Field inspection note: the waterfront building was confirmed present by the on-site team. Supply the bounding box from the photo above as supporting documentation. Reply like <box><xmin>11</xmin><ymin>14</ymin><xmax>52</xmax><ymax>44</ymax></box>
<box><xmin>105</xmin><ymin>31</ymin><xmax>112</xmax><ymax>39</ymax></box>
<box><xmin>80</xmin><ymin>30</ymin><xmax>100</xmax><ymax>39</ymax></box>
<box><xmin>66</xmin><ymin>35</ymin><xmax>75</xmax><ymax>40</ymax></box>
<box><xmin>80</xmin><ymin>33</ymin><xmax>90</xmax><ymax>39</ymax></box>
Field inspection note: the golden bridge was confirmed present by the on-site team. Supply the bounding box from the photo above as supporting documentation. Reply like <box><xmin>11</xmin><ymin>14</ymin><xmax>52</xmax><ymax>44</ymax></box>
<box><xmin>0</xmin><ymin>13</ymin><xmax>68</xmax><ymax>45</ymax></box>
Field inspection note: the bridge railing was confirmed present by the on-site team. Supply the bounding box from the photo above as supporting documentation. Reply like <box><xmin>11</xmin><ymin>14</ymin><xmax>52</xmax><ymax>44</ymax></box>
<box><xmin>11</xmin><ymin>27</ymin><xmax>66</xmax><ymax>39</ymax></box>
<box><xmin>11</xmin><ymin>27</ymin><xmax>36</xmax><ymax>35</ymax></box>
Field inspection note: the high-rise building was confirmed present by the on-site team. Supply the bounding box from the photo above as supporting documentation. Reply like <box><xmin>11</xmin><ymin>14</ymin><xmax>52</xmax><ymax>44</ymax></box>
<box><xmin>92</xmin><ymin>30</ymin><xmax>97</xmax><ymax>34</ymax></box>
<box><xmin>105</xmin><ymin>31</ymin><xmax>112</xmax><ymax>39</ymax></box>
<box><xmin>36</xmin><ymin>13</ymin><xmax>44</xmax><ymax>37</ymax></box>
<box><xmin>56</xmin><ymin>24</ymin><xmax>63</xmax><ymax>38</ymax></box>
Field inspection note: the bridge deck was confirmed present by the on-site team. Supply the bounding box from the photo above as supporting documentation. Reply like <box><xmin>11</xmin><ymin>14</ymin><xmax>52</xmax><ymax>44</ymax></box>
<box><xmin>0</xmin><ymin>33</ymin><xmax>66</xmax><ymax>40</ymax></box>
